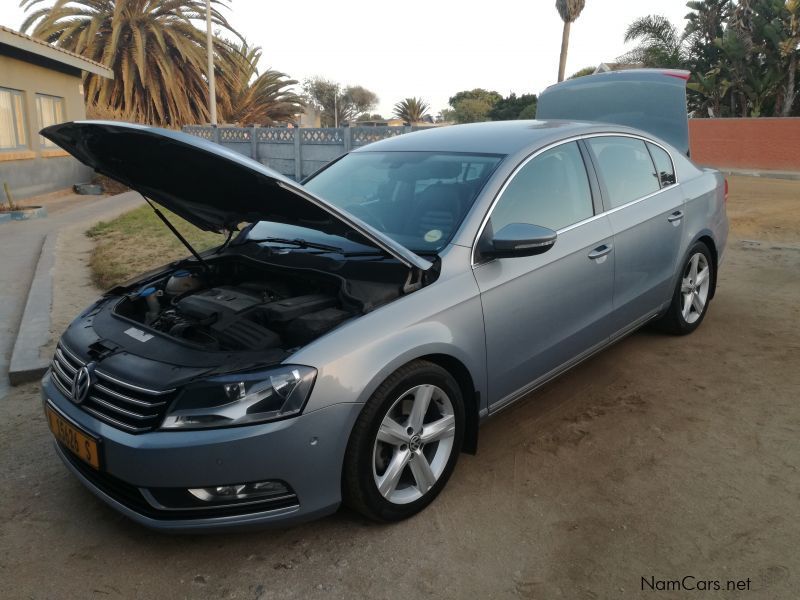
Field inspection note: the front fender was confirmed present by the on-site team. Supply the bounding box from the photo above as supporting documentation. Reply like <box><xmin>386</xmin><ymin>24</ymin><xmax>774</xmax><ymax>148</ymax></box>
<box><xmin>288</xmin><ymin>246</ymin><xmax>487</xmax><ymax>417</ymax></box>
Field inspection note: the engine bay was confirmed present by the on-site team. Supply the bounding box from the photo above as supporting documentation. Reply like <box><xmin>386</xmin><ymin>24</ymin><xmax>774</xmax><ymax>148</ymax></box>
<box><xmin>114</xmin><ymin>257</ymin><xmax>367</xmax><ymax>352</ymax></box>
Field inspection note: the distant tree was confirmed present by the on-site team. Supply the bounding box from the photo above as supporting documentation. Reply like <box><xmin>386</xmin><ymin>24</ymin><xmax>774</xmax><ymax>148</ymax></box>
<box><xmin>393</xmin><ymin>97</ymin><xmax>430</xmax><ymax>123</ymax></box>
<box><xmin>346</xmin><ymin>86</ymin><xmax>380</xmax><ymax>118</ymax></box>
<box><xmin>487</xmin><ymin>93</ymin><xmax>538</xmax><ymax>120</ymax></box>
<box><xmin>437</xmin><ymin>109</ymin><xmax>456</xmax><ymax>122</ymax></box>
<box><xmin>556</xmin><ymin>0</ymin><xmax>587</xmax><ymax>81</ymax></box>
<box><xmin>569</xmin><ymin>66</ymin><xmax>597</xmax><ymax>78</ymax></box>
<box><xmin>356</xmin><ymin>113</ymin><xmax>385</xmax><ymax>121</ymax></box>
<box><xmin>452</xmin><ymin>98</ymin><xmax>495</xmax><ymax>123</ymax></box>
<box><xmin>302</xmin><ymin>77</ymin><xmax>378</xmax><ymax>126</ymax></box>
<box><xmin>518</xmin><ymin>103</ymin><xmax>538</xmax><ymax>119</ymax></box>
<box><xmin>219</xmin><ymin>43</ymin><xmax>304</xmax><ymax>125</ymax></box>
<box><xmin>448</xmin><ymin>88</ymin><xmax>502</xmax><ymax>108</ymax></box>
<box><xmin>622</xmin><ymin>1</ymin><xmax>800</xmax><ymax>118</ymax></box>
<box><xmin>447</xmin><ymin>89</ymin><xmax>502</xmax><ymax>123</ymax></box>
<box><xmin>780</xmin><ymin>0</ymin><xmax>800</xmax><ymax>116</ymax></box>
<box><xmin>619</xmin><ymin>15</ymin><xmax>687</xmax><ymax>68</ymax></box>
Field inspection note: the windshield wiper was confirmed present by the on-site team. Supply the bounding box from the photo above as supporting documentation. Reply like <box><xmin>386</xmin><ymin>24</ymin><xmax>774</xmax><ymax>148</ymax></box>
<box><xmin>237</xmin><ymin>236</ymin><xmax>343</xmax><ymax>253</ymax></box>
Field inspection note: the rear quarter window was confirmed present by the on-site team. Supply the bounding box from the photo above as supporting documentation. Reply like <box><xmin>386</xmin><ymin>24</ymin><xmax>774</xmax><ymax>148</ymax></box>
<box><xmin>647</xmin><ymin>142</ymin><xmax>676</xmax><ymax>187</ymax></box>
<box><xmin>587</xmin><ymin>136</ymin><xmax>660</xmax><ymax>208</ymax></box>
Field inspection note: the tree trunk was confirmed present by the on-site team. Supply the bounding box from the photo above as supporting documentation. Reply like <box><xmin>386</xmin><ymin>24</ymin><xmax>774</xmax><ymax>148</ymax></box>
<box><xmin>782</xmin><ymin>54</ymin><xmax>797</xmax><ymax>117</ymax></box>
<box><xmin>558</xmin><ymin>21</ymin><xmax>571</xmax><ymax>82</ymax></box>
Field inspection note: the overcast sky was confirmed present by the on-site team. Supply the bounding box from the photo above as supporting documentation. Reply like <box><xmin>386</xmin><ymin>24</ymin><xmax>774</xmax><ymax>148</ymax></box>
<box><xmin>1</xmin><ymin>0</ymin><xmax>690</xmax><ymax>117</ymax></box>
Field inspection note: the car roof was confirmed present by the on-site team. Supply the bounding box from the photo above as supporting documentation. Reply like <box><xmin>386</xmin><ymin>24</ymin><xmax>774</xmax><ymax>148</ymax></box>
<box><xmin>353</xmin><ymin>120</ymin><xmax>649</xmax><ymax>156</ymax></box>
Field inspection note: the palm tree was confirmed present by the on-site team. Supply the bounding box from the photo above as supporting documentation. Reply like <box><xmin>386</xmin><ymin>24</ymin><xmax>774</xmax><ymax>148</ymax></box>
<box><xmin>393</xmin><ymin>97</ymin><xmax>430</xmax><ymax>124</ymax></box>
<box><xmin>219</xmin><ymin>43</ymin><xmax>305</xmax><ymax>125</ymax></box>
<box><xmin>619</xmin><ymin>15</ymin><xmax>687</xmax><ymax>68</ymax></box>
<box><xmin>555</xmin><ymin>0</ymin><xmax>587</xmax><ymax>82</ymax></box>
<box><xmin>21</xmin><ymin>0</ymin><xmax>241</xmax><ymax>126</ymax></box>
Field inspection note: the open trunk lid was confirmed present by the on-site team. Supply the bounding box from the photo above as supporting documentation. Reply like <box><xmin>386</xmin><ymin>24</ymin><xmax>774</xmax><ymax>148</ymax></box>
<box><xmin>41</xmin><ymin>121</ymin><xmax>432</xmax><ymax>271</ymax></box>
<box><xmin>536</xmin><ymin>69</ymin><xmax>691</xmax><ymax>155</ymax></box>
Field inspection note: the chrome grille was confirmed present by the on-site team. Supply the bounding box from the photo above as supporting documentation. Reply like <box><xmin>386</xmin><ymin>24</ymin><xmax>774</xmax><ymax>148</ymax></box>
<box><xmin>50</xmin><ymin>343</ymin><xmax>176</xmax><ymax>433</ymax></box>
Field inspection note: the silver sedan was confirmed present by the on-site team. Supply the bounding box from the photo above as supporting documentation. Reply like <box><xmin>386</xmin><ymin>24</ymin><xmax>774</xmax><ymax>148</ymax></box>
<box><xmin>41</xmin><ymin>70</ymin><xmax>727</xmax><ymax>530</ymax></box>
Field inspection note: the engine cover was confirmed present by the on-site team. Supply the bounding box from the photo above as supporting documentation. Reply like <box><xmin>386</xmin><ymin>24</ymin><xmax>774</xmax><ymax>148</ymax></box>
<box><xmin>176</xmin><ymin>287</ymin><xmax>262</xmax><ymax>321</ymax></box>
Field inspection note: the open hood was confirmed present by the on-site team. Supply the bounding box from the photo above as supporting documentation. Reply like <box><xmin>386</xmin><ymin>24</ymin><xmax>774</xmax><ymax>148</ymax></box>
<box><xmin>41</xmin><ymin>121</ymin><xmax>432</xmax><ymax>271</ymax></box>
<box><xmin>536</xmin><ymin>69</ymin><xmax>691</xmax><ymax>156</ymax></box>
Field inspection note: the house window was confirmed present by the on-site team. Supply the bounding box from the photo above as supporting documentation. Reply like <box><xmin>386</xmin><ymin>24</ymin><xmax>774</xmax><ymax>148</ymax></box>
<box><xmin>0</xmin><ymin>87</ymin><xmax>28</xmax><ymax>150</ymax></box>
<box><xmin>36</xmin><ymin>94</ymin><xmax>65</xmax><ymax>147</ymax></box>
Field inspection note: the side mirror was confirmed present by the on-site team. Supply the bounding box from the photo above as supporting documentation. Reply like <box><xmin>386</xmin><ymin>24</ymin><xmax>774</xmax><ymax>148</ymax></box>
<box><xmin>480</xmin><ymin>223</ymin><xmax>557</xmax><ymax>259</ymax></box>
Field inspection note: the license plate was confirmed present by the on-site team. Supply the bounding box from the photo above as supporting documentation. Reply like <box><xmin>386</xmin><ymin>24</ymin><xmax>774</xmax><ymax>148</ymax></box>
<box><xmin>46</xmin><ymin>404</ymin><xmax>100</xmax><ymax>470</ymax></box>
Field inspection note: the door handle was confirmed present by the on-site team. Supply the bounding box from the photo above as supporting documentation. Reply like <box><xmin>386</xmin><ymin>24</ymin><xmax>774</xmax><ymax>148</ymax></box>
<box><xmin>588</xmin><ymin>244</ymin><xmax>613</xmax><ymax>260</ymax></box>
<box><xmin>667</xmin><ymin>210</ymin><xmax>684</xmax><ymax>223</ymax></box>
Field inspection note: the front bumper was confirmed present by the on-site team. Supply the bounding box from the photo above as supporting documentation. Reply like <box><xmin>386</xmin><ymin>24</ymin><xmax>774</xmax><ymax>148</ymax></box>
<box><xmin>42</xmin><ymin>371</ymin><xmax>362</xmax><ymax>532</ymax></box>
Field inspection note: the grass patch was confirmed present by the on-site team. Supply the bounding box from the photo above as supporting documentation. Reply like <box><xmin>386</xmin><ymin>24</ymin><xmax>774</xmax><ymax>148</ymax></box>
<box><xmin>87</xmin><ymin>205</ymin><xmax>223</xmax><ymax>289</ymax></box>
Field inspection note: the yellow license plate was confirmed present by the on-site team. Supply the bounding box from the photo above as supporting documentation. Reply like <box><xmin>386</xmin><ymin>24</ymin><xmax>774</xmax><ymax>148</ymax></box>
<box><xmin>46</xmin><ymin>405</ymin><xmax>100</xmax><ymax>470</ymax></box>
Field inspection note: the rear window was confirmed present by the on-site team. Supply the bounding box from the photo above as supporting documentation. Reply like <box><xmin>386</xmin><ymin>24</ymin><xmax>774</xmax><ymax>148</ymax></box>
<box><xmin>586</xmin><ymin>136</ymin><xmax>659</xmax><ymax>208</ymax></box>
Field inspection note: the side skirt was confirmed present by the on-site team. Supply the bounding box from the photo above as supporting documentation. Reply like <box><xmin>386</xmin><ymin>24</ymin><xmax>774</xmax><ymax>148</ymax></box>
<box><xmin>486</xmin><ymin>311</ymin><xmax>659</xmax><ymax>419</ymax></box>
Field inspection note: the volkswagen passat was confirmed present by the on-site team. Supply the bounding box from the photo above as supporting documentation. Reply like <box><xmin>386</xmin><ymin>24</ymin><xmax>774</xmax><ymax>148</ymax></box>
<box><xmin>41</xmin><ymin>70</ymin><xmax>727</xmax><ymax>531</ymax></box>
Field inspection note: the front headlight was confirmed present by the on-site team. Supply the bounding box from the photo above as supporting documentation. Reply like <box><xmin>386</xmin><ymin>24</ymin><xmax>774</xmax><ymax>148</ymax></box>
<box><xmin>161</xmin><ymin>365</ymin><xmax>317</xmax><ymax>430</ymax></box>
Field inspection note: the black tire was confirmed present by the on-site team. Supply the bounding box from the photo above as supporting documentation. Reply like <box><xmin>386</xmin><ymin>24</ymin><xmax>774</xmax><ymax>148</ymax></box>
<box><xmin>343</xmin><ymin>360</ymin><xmax>465</xmax><ymax>522</ymax></box>
<box><xmin>656</xmin><ymin>241</ymin><xmax>714</xmax><ymax>335</ymax></box>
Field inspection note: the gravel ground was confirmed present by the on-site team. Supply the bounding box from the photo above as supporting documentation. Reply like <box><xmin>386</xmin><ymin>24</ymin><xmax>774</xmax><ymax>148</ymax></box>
<box><xmin>0</xmin><ymin>176</ymin><xmax>798</xmax><ymax>599</ymax></box>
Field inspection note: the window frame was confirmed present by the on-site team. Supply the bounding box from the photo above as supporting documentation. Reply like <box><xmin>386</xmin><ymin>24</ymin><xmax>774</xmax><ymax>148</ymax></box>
<box><xmin>0</xmin><ymin>87</ymin><xmax>29</xmax><ymax>151</ymax></box>
<box><xmin>471</xmin><ymin>132</ymin><xmax>680</xmax><ymax>267</ymax></box>
<box><xmin>35</xmin><ymin>93</ymin><xmax>66</xmax><ymax>148</ymax></box>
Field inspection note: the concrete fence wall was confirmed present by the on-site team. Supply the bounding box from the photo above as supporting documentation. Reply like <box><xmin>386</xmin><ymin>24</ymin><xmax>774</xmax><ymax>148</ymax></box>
<box><xmin>185</xmin><ymin>120</ymin><xmax>800</xmax><ymax>180</ymax></box>
<box><xmin>183</xmin><ymin>125</ymin><xmax>431</xmax><ymax>181</ymax></box>
<box><xmin>689</xmin><ymin>118</ymin><xmax>800</xmax><ymax>172</ymax></box>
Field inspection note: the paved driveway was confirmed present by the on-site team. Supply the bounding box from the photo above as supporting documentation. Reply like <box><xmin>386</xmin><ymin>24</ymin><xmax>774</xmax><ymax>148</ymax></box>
<box><xmin>0</xmin><ymin>191</ymin><xmax>143</xmax><ymax>398</ymax></box>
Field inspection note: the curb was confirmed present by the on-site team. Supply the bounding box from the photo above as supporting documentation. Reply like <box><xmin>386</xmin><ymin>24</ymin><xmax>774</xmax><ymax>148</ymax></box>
<box><xmin>8</xmin><ymin>231</ymin><xmax>56</xmax><ymax>385</ymax></box>
<box><xmin>717</xmin><ymin>168</ymin><xmax>800</xmax><ymax>181</ymax></box>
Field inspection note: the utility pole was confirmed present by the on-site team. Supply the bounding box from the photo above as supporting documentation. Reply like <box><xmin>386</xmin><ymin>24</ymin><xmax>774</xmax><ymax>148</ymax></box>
<box><xmin>334</xmin><ymin>93</ymin><xmax>338</xmax><ymax>128</ymax></box>
<box><xmin>206</xmin><ymin>0</ymin><xmax>217</xmax><ymax>125</ymax></box>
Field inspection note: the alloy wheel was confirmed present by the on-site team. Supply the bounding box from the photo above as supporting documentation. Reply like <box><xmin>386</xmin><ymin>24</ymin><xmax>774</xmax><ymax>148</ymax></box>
<box><xmin>680</xmin><ymin>252</ymin><xmax>711</xmax><ymax>324</ymax></box>
<box><xmin>372</xmin><ymin>384</ymin><xmax>456</xmax><ymax>504</ymax></box>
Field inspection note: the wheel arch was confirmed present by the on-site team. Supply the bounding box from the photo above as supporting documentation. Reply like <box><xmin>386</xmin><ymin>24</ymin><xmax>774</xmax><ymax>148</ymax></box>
<box><xmin>670</xmin><ymin>229</ymin><xmax>719</xmax><ymax>303</ymax></box>
<box><xmin>346</xmin><ymin>348</ymin><xmax>482</xmax><ymax>456</ymax></box>
<box><xmin>695</xmin><ymin>233</ymin><xmax>719</xmax><ymax>299</ymax></box>
<box><xmin>417</xmin><ymin>353</ymin><xmax>480</xmax><ymax>455</ymax></box>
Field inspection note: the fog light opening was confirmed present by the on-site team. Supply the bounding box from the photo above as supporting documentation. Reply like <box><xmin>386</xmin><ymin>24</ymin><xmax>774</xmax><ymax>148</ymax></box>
<box><xmin>188</xmin><ymin>480</ymin><xmax>289</xmax><ymax>503</ymax></box>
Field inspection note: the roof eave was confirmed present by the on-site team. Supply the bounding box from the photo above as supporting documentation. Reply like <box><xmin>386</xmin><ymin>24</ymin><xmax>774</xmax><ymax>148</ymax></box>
<box><xmin>0</xmin><ymin>27</ymin><xmax>113</xmax><ymax>79</ymax></box>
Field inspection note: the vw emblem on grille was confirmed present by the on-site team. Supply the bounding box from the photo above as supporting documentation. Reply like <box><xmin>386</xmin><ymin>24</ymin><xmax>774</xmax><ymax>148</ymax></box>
<box><xmin>71</xmin><ymin>365</ymin><xmax>93</xmax><ymax>404</ymax></box>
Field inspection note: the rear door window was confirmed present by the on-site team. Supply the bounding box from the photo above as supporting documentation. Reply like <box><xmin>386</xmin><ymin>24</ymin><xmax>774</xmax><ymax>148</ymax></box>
<box><xmin>587</xmin><ymin>136</ymin><xmax>660</xmax><ymax>208</ymax></box>
<box><xmin>647</xmin><ymin>142</ymin><xmax>676</xmax><ymax>187</ymax></box>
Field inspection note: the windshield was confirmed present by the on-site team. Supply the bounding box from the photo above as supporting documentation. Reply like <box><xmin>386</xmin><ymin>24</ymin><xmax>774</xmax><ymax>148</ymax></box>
<box><xmin>302</xmin><ymin>151</ymin><xmax>504</xmax><ymax>252</ymax></box>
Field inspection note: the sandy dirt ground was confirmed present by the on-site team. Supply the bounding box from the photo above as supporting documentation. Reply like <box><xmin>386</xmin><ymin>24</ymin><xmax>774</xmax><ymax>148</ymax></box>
<box><xmin>0</xmin><ymin>175</ymin><xmax>798</xmax><ymax>599</ymax></box>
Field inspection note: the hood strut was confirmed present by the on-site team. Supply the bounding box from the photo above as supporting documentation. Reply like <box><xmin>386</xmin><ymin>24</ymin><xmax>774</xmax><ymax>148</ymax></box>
<box><xmin>145</xmin><ymin>197</ymin><xmax>209</xmax><ymax>270</ymax></box>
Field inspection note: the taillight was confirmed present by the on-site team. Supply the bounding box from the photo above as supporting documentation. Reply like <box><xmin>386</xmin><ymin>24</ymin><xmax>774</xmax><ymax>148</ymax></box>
<box><xmin>724</xmin><ymin>178</ymin><xmax>728</xmax><ymax>203</ymax></box>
